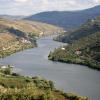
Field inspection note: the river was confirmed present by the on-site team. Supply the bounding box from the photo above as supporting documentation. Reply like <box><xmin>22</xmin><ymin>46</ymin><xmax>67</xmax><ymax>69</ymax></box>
<box><xmin>0</xmin><ymin>36</ymin><xmax>100</xmax><ymax>100</ymax></box>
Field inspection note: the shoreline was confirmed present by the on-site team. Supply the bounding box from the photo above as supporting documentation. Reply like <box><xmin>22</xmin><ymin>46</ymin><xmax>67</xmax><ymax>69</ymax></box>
<box><xmin>0</xmin><ymin>43</ymin><xmax>36</xmax><ymax>59</ymax></box>
<box><xmin>49</xmin><ymin>59</ymin><xmax>100</xmax><ymax>71</ymax></box>
<box><xmin>0</xmin><ymin>65</ymin><xmax>88</xmax><ymax>100</ymax></box>
<box><xmin>0</xmin><ymin>35</ymin><xmax>55</xmax><ymax>59</ymax></box>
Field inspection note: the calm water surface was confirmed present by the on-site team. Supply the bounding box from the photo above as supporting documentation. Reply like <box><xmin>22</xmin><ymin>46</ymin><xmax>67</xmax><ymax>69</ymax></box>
<box><xmin>0</xmin><ymin>36</ymin><xmax>100</xmax><ymax>100</ymax></box>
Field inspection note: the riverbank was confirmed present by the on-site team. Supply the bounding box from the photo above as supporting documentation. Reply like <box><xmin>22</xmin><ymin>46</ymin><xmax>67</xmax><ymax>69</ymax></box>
<box><xmin>0</xmin><ymin>36</ymin><xmax>100</xmax><ymax>100</ymax></box>
<box><xmin>48</xmin><ymin>46</ymin><xmax>100</xmax><ymax>71</ymax></box>
<box><xmin>50</xmin><ymin>17</ymin><xmax>100</xmax><ymax>70</ymax></box>
<box><xmin>0</xmin><ymin>39</ymin><xmax>37</xmax><ymax>58</ymax></box>
<box><xmin>0</xmin><ymin>65</ymin><xmax>88</xmax><ymax>100</ymax></box>
<box><xmin>0</xmin><ymin>44</ymin><xmax>35</xmax><ymax>58</ymax></box>
<box><xmin>49</xmin><ymin>56</ymin><xmax>100</xmax><ymax>71</ymax></box>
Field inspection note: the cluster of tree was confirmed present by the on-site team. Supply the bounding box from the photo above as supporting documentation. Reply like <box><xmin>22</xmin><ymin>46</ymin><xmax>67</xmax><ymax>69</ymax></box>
<box><xmin>0</xmin><ymin>67</ymin><xmax>88</xmax><ymax>100</ymax></box>
<box><xmin>0</xmin><ymin>42</ymin><xmax>34</xmax><ymax>58</ymax></box>
<box><xmin>49</xmin><ymin>17</ymin><xmax>100</xmax><ymax>70</ymax></box>
<box><xmin>55</xmin><ymin>17</ymin><xmax>100</xmax><ymax>43</ymax></box>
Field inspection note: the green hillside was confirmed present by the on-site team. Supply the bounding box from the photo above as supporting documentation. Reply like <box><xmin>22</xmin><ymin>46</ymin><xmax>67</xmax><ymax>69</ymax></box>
<box><xmin>49</xmin><ymin>17</ymin><xmax>100</xmax><ymax>70</ymax></box>
<box><xmin>55</xmin><ymin>17</ymin><xmax>100</xmax><ymax>43</ymax></box>
<box><xmin>0</xmin><ymin>65</ymin><xmax>88</xmax><ymax>100</ymax></box>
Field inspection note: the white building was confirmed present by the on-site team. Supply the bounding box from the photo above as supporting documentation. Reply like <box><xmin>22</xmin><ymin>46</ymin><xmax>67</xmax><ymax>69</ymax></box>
<box><xmin>61</xmin><ymin>47</ymin><xmax>65</xmax><ymax>50</ymax></box>
<box><xmin>0</xmin><ymin>66</ymin><xmax>7</xmax><ymax>69</ymax></box>
<box><xmin>2</xmin><ymin>47</ymin><xmax>6</xmax><ymax>51</ymax></box>
<box><xmin>75</xmin><ymin>50</ymin><xmax>82</xmax><ymax>55</ymax></box>
<box><xmin>91</xmin><ymin>19</ymin><xmax>95</xmax><ymax>22</ymax></box>
<box><xmin>21</xmin><ymin>38</ymin><xmax>31</xmax><ymax>44</ymax></box>
<box><xmin>39</xmin><ymin>32</ymin><xmax>44</xmax><ymax>37</ymax></box>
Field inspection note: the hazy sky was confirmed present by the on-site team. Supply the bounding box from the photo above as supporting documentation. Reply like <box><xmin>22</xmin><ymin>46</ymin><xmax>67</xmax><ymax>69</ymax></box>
<box><xmin>0</xmin><ymin>0</ymin><xmax>100</xmax><ymax>15</ymax></box>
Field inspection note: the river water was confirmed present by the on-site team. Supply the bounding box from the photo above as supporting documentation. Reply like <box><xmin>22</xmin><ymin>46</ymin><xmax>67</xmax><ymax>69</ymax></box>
<box><xmin>0</xmin><ymin>36</ymin><xmax>100</xmax><ymax>100</ymax></box>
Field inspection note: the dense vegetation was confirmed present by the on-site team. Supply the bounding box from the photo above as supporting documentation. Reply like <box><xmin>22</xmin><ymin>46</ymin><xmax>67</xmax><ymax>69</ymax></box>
<box><xmin>0</xmin><ymin>65</ymin><xmax>88</xmax><ymax>100</ymax></box>
<box><xmin>49</xmin><ymin>17</ymin><xmax>100</xmax><ymax>70</ymax></box>
<box><xmin>55</xmin><ymin>17</ymin><xmax>100</xmax><ymax>43</ymax></box>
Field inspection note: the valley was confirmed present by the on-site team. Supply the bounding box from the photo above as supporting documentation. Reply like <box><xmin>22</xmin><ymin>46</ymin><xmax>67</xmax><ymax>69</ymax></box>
<box><xmin>0</xmin><ymin>36</ymin><xmax>100</xmax><ymax>100</ymax></box>
<box><xmin>0</xmin><ymin>4</ymin><xmax>100</xmax><ymax>100</ymax></box>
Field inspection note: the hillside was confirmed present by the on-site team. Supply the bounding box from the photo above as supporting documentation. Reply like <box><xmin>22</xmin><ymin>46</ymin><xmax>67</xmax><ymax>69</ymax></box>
<box><xmin>0</xmin><ymin>65</ymin><xmax>88</xmax><ymax>100</ymax></box>
<box><xmin>0</xmin><ymin>18</ymin><xmax>63</xmax><ymax>58</ymax></box>
<box><xmin>0</xmin><ymin>18</ymin><xmax>63</xmax><ymax>37</ymax></box>
<box><xmin>55</xmin><ymin>17</ymin><xmax>100</xmax><ymax>43</ymax></box>
<box><xmin>25</xmin><ymin>5</ymin><xmax>100</xmax><ymax>29</ymax></box>
<box><xmin>48</xmin><ymin>18</ymin><xmax>100</xmax><ymax>70</ymax></box>
<box><xmin>0</xmin><ymin>19</ymin><xmax>35</xmax><ymax>58</ymax></box>
<box><xmin>0</xmin><ymin>32</ymin><xmax>35</xmax><ymax>58</ymax></box>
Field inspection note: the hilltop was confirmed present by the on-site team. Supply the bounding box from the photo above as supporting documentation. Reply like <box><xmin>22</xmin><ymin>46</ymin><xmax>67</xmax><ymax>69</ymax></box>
<box><xmin>25</xmin><ymin>5</ymin><xmax>100</xmax><ymax>29</ymax></box>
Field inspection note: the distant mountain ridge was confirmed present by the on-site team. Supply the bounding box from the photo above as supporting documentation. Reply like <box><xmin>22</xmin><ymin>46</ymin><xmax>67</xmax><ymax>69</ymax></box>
<box><xmin>25</xmin><ymin>5</ymin><xmax>100</xmax><ymax>29</ymax></box>
<box><xmin>0</xmin><ymin>15</ymin><xmax>25</xmax><ymax>20</ymax></box>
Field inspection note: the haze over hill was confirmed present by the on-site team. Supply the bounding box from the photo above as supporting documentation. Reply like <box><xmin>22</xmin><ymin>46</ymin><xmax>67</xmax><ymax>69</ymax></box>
<box><xmin>0</xmin><ymin>15</ymin><xmax>25</xmax><ymax>20</ymax></box>
<box><xmin>25</xmin><ymin>5</ymin><xmax>100</xmax><ymax>29</ymax></box>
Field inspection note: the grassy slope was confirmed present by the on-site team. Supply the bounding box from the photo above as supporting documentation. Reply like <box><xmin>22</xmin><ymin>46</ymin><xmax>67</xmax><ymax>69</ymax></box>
<box><xmin>0</xmin><ymin>67</ymin><xmax>88</xmax><ymax>100</ymax></box>
<box><xmin>56</xmin><ymin>17</ymin><xmax>100</xmax><ymax>43</ymax></box>
<box><xmin>0</xmin><ymin>25</ymin><xmax>33</xmax><ymax>58</ymax></box>
<box><xmin>49</xmin><ymin>17</ymin><xmax>100</xmax><ymax>70</ymax></box>
<box><xmin>0</xmin><ymin>33</ymin><xmax>16</xmax><ymax>46</ymax></box>
<box><xmin>0</xmin><ymin>18</ymin><xmax>63</xmax><ymax>58</ymax></box>
<box><xmin>0</xmin><ymin>29</ymin><xmax>35</xmax><ymax>58</ymax></box>
<box><xmin>0</xmin><ymin>18</ymin><xmax>63</xmax><ymax>36</ymax></box>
